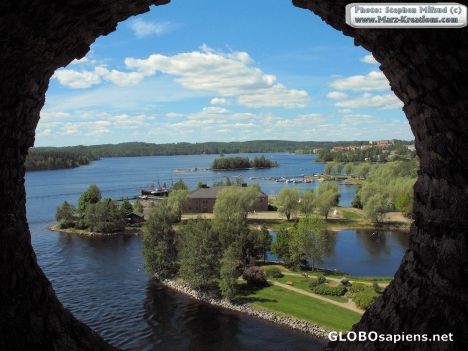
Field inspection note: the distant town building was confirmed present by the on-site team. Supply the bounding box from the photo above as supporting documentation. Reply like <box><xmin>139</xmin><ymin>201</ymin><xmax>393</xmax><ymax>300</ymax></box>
<box><xmin>186</xmin><ymin>186</ymin><xmax>268</xmax><ymax>213</ymax></box>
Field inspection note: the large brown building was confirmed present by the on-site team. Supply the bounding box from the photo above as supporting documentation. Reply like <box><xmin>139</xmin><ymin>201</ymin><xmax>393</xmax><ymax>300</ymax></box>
<box><xmin>186</xmin><ymin>186</ymin><xmax>269</xmax><ymax>213</ymax></box>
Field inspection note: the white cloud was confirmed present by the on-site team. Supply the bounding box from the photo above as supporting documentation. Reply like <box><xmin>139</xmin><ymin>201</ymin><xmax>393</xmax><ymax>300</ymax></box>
<box><xmin>237</xmin><ymin>84</ymin><xmax>309</xmax><ymax>108</ymax></box>
<box><xmin>95</xmin><ymin>67</ymin><xmax>145</xmax><ymax>87</ymax></box>
<box><xmin>40</xmin><ymin>112</ymin><xmax>71</xmax><ymax>120</ymax></box>
<box><xmin>361</xmin><ymin>54</ymin><xmax>378</xmax><ymax>65</ymax></box>
<box><xmin>53</xmin><ymin>66</ymin><xmax>144</xmax><ymax>89</ymax></box>
<box><xmin>336</xmin><ymin>93</ymin><xmax>403</xmax><ymax>110</ymax></box>
<box><xmin>341</xmin><ymin>114</ymin><xmax>377</xmax><ymax>125</ymax></box>
<box><xmin>125</xmin><ymin>46</ymin><xmax>310</xmax><ymax>108</ymax></box>
<box><xmin>129</xmin><ymin>18</ymin><xmax>174</xmax><ymax>38</ymax></box>
<box><xmin>37</xmin><ymin>129</ymin><xmax>52</xmax><ymax>137</ymax></box>
<box><xmin>327</xmin><ymin>91</ymin><xmax>348</xmax><ymax>100</ymax></box>
<box><xmin>330</xmin><ymin>70</ymin><xmax>389</xmax><ymax>91</ymax></box>
<box><xmin>70</xmin><ymin>57</ymin><xmax>89</xmax><ymax>65</ymax></box>
<box><xmin>210</xmin><ymin>97</ymin><xmax>228</xmax><ymax>105</ymax></box>
<box><xmin>201</xmin><ymin>106</ymin><xmax>229</xmax><ymax>114</ymax></box>
<box><xmin>53</xmin><ymin>69</ymin><xmax>101</xmax><ymax>89</ymax></box>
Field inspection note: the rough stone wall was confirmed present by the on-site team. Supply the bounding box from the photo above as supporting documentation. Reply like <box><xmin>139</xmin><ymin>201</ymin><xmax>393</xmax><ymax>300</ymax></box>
<box><xmin>293</xmin><ymin>1</ymin><xmax>468</xmax><ymax>350</ymax></box>
<box><xmin>1</xmin><ymin>0</ymin><xmax>467</xmax><ymax>350</ymax></box>
<box><xmin>0</xmin><ymin>1</ymin><xmax>168</xmax><ymax>350</ymax></box>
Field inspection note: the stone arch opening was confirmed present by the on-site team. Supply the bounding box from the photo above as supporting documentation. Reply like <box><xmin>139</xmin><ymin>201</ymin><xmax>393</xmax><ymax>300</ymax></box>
<box><xmin>1</xmin><ymin>1</ymin><xmax>467</xmax><ymax>350</ymax></box>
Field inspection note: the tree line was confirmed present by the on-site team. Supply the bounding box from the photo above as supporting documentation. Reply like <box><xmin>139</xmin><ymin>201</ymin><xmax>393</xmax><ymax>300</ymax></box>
<box><xmin>29</xmin><ymin>140</ymin><xmax>403</xmax><ymax>160</ymax></box>
<box><xmin>275</xmin><ymin>182</ymin><xmax>340</xmax><ymax>221</ymax></box>
<box><xmin>352</xmin><ymin>160</ymin><xmax>417</xmax><ymax>223</ymax></box>
<box><xmin>211</xmin><ymin>155</ymin><xmax>278</xmax><ymax>170</ymax></box>
<box><xmin>26</xmin><ymin>150</ymin><xmax>99</xmax><ymax>171</ymax></box>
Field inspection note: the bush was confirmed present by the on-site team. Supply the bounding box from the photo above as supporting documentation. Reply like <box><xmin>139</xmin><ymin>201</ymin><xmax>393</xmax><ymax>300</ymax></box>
<box><xmin>353</xmin><ymin>290</ymin><xmax>379</xmax><ymax>309</ymax></box>
<box><xmin>316</xmin><ymin>274</ymin><xmax>326</xmax><ymax>284</ymax></box>
<box><xmin>348</xmin><ymin>283</ymin><xmax>367</xmax><ymax>295</ymax></box>
<box><xmin>308</xmin><ymin>274</ymin><xmax>327</xmax><ymax>289</ymax></box>
<box><xmin>340</xmin><ymin>277</ymin><xmax>350</xmax><ymax>286</ymax></box>
<box><xmin>264</xmin><ymin>267</ymin><xmax>283</xmax><ymax>278</ymax></box>
<box><xmin>312</xmin><ymin>284</ymin><xmax>346</xmax><ymax>296</ymax></box>
<box><xmin>242</xmin><ymin>266</ymin><xmax>268</xmax><ymax>286</ymax></box>
<box><xmin>372</xmin><ymin>281</ymin><xmax>381</xmax><ymax>293</ymax></box>
<box><xmin>308</xmin><ymin>278</ymin><xmax>321</xmax><ymax>289</ymax></box>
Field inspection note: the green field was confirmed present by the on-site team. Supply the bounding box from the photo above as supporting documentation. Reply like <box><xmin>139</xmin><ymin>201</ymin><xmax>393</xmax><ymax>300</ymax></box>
<box><xmin>239</xmin><ymin>284</ymin><xmax>361</xmax><ymax>331</ymax></box>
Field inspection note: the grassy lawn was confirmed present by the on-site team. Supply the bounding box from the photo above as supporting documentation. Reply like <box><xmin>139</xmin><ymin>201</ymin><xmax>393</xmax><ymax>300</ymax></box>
<box><xmin>260</xmin><ymin>263</ymin><xmax>393</xmax><ymax>286</ymax></box>
<box><xmin>238</xmin><ymin>283</ymin><xmax>361</xmax><ymax>331</ymax></box>
<box><xmin>271</xmin><ymin>275</ymin><xmax>348</xmax><ymax>303</ymax></box>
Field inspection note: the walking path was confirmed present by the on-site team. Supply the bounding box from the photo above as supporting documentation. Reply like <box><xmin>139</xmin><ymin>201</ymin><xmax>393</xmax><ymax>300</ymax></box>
<box><xmin>269</xmin><ymin>280</ymin><xmax>364</xmax><ymax>315</ymax></box>
<box><xmin>280</xmin><ymin>271</ymin><xmax>390</xmax><ymax>288</ymax></box>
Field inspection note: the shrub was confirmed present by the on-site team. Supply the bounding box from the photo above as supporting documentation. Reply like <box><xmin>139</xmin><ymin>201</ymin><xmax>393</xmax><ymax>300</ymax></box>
<box><xmin>242</xmin><ymin>266</ymin><xmax>268</xmax><ymax>286</ymax></box>
<box><xmin>265</xmin><ymin>267</ymin><xmax>283</xmax><ymax>279</ymax></box>
<box><xmin>308</xmin><ymin>278</ymin><xmax>321</xmax><ymax>289</ymax></box>
<box><xmin>372</xmin><ymin>281</ymin><xmax>381</xmax><ymax>293</ymax></box>
<box><xmin>312</xmin><ymin>284</ymin><xmax>346</xmax><ymax>296</ymax></box>
<box><xmin>353</xmin><ymin>290</ymin><xmax>379</xmax><ymax>309</ymax></box>
<box><xmin>316</xmin><ymin>274</ymin><xmax>326</xmax><ymax>284</ymax></box>
<box><xmin>340</xmin><ymin>277</ymin><xmax>350</xmax><ymax>286</ymax></box>
<box><xmin>348</xmin><ymin>283</ymin><xmax>367</xmax><ymax>295</ymax></box>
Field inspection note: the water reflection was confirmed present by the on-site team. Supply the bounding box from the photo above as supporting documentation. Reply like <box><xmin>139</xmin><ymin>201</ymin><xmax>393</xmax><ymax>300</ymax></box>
<box><xmin>355</xmin><ymin>230</ymin><xmax>391</xmax><ymax>258</ymax></box>
<box><xmin>142</xmin><ymin>280</ymin><xmax>324</xmax><ymax>351</ymax></box>
<box><xmin>268</xmin><ymin>229</ymin><xmax>408</xmax><ymax>277</ymax></box>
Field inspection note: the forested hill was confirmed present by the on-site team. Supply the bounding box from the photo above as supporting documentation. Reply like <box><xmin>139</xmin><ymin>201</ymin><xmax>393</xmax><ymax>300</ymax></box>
<box><xmin>30</xmin><ymin>140</ymin><xmax>367</xmax><ymax>158</ymax></box>
<box><xmin>25</xmin><ymin>149</ymin><xmax>99</xmax><ymax>171</ymax></box>
<box><xmin>27</xmin><ymin>140</ymin><xmax>405</xmax><ymax>171</ymax></box>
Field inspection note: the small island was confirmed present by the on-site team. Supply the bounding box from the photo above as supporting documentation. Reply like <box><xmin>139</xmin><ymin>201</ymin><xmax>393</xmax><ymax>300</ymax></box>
<box><xmin>211</xmin><ymin>155</ymin><xmax>278</xmax><ymax>170</ymax></box>
<box><xmin>52</xmin><ymin>184</ymin><xmax>145</xmax><ymax>236</ymax></box>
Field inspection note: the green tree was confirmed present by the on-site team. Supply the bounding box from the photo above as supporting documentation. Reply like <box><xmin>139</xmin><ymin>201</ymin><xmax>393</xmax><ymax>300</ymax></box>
<box><xmin>219</xmin><ymin>244</ymin><xmax>242</xmax><ymax>300</ymax></box>
<box><xmin>133</xmin><ymin>199</ymin><xmax>144</xmax><ymax>213</ymax></box>
<box><xmin>75</xmin><ymin>185</ymin><xmax>101</xmax><ymax>228</ymax></box>
<box><xmin>78</xmin><ymin>184</ymin><xmax>101</xmax><ymax>216</ymax></box>
<box><xmin>212</xmin><ymin>186</ymin><xmax>259</xmax><ymax>249</ymax></box>
<box><xmin>300</xmin><ymin>189</ymin><xmax>316</xmax><ymax>214</ymax></box>
<box><xmin>173</xmin><ymin>179</ymin><xmax>188</xmax><ymax>191</ymax></box>
<box><xmin>344</xmin><ymin>163</ymin><xmax>354</xmax><ymax>176</ymax></box>
<box><xmin>55</xmin><ymin>201</ymin><xmax>76</xmax><ymax>228</ymax></box>
<box><xmin>290</xmin><ymin>215</ymin><xmax>327</xmax><ymax>271</ymax></box>
<box><xmin>277</xmin><ymin>188</ymin><xmax>300</xmax><ymax>221</ymax></box>
<box><xmin>271</xmin><ymin>225</ymin><xmax>293</xmax><ymax>266</ymax></box>
<box><xmin>179</xmin><ymin>220</ymin><xmax>221</xmax><ymax>288</ymax></box>
<box><xmin>120</xmin><ymin>199</ymin><xmax>133</xmax><ymax>217</ymax></box>
<box><xmin>85</xmin><ymin>199</ymin><xmax>126</xmax><ymax>233</ymax></box>
<box><xmin>257</xmin><ymin>226</ymin><xmax>272</xmax><ymax>262</ymax></box>
<box><xmin>395</xmin><ymin>191</ymin><xmax>413</xmax><ymax>216</ymax></box>
<box><xmin>168</xmin><ymin>189</ymin><xmax>189</xmax><ymax>222</ymax></box>
<box><xmin>354</xmin><ymin>163</ymin><xmax>372</xmax><ymax>179</ymax></box>
<box><xmin>142</xmin><ymin>203</ymin><xmax>178</xmax><ymax>277</ymax></box>
<box><xmin>315</xmin><ymin>182</ymin><xmax>339</xmax><ymax>219</ymax></box>
<box><xmin>364</xmin><ymin>194</ymin><xmax>389</xmax><ymax>224</ymax></box>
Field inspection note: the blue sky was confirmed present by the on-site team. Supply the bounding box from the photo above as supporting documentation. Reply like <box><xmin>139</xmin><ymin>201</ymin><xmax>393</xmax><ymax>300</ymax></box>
<box><xmin>37</xmin><ymin>0</ymin><xmax>412</xmax><ymax>146</ymax></box>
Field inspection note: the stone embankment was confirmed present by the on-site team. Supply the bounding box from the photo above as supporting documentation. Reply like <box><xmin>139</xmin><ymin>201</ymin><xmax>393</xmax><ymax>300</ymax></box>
<box><xmin>160</xmin><ymin>278</ymin><xmax>330</xmax><ymax>339</ymax></box>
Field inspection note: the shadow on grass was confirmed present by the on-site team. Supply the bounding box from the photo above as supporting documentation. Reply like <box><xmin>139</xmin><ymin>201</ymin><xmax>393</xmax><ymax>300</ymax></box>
<box><xmin>235</xmin><ymin>282</ymin><xmax>278</xmax><ymax>304</ymax></box>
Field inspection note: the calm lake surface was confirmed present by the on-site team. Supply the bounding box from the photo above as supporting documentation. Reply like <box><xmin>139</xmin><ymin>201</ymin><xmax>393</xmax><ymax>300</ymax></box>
<box><xmin>26</xmin><ymin>153</ymin><xmax>408</xmax><ymax>350</ymax></box>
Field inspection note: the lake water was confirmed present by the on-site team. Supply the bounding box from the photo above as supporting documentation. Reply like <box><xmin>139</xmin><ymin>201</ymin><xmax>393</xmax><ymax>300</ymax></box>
<box><xmin>26</xmin><ymin>153</ymin><xmax>408</xmax><ymax>350</ymax></box>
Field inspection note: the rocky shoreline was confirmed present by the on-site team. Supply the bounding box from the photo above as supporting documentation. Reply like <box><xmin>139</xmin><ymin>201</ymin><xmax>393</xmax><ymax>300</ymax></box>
<box><xmin>159</xmin><ymin>277</ymin><xmax>330</xmax><ymax>340</ymax></box>
<box><xmin>49</xmin><ymin>224</ymin><xmax>141</xmax><ymax>237</ymax></box>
